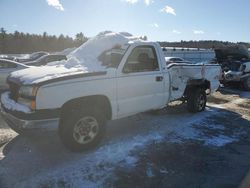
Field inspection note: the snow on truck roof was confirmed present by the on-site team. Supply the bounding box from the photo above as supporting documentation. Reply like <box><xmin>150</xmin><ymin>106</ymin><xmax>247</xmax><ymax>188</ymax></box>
<box><xmin>10</xmin><ymin>32</ymin><xmax>142</xmax><ymax>85</ymax></box>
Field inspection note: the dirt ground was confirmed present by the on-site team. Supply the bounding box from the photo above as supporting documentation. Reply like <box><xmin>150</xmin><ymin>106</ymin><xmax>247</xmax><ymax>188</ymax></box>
<box><xmin>0</xmin><ymin>88</ymin><xmax>250</xmax><ymax>188</ymax></box>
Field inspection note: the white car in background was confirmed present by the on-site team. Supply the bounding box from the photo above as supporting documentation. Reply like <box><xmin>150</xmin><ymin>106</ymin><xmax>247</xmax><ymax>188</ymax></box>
<box><xmin>165</xmin><ymin>57</ymin><xmax>191</xmax><ymax>64</ymax></box>
<box><xmin>0</xmin><ymin>59</ymin><xmax>29</xmax><ymax>90</ymax></box>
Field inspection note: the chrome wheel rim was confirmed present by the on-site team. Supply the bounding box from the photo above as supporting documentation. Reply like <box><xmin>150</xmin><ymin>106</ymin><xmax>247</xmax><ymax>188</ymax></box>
<box><xmin>73</xmin><ymin>116</ymin><xmax>99</xmax><ymax>144</ymax></box>
<box><xmin>197</xmin><ymin>94</ymin><xmax>205</xmax><ymax>111</ymax></box>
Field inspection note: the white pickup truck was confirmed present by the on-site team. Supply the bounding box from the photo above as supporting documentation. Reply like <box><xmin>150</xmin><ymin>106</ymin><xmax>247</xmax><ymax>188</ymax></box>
<box><xmin>0</xmin><ymin>33</ymin><xmax>221</xmax><ymax>151</ymax></box>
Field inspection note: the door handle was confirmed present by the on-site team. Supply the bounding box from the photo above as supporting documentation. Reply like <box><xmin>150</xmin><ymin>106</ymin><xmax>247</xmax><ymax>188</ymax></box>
<box><xmin>156</xmin><ymin>76</ymin><xmax>163</xmax><ymax>82</ymax></box>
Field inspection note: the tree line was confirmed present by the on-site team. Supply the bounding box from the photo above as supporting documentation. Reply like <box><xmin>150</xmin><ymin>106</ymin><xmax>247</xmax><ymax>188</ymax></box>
<box><xmin>1</xmin><ymin>27</ymin><xmax>249</xmax><ymax>54</ymax></box>
<box><xmin>159</xmin><ymin>40</ymin><xmax>250</xmax><ymax>49</ymax></box>
<box><xmin>0</xmin><ymin>28</ymin><xmax>88</xmax><ymax>54</ymax></box>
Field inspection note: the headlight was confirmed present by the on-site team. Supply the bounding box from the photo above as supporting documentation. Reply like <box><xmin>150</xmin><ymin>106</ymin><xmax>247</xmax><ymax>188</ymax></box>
<box><xmin>18</xmin><ymin>97</ymin><xmax>36</xmax><ymax>109</ymax></box>
<box><xmin>19</xmin><ymin>86</ymin><xmax>38</xmax><ymax>98</ymax></box>
<box><xmin>18</xmin><ymin>86</ymin><xmax>38</xmax><ymax>110</ymax></box>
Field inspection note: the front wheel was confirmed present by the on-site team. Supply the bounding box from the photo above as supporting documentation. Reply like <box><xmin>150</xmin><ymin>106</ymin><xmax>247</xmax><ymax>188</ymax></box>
<box><xmin>243</xmin><ymin>77</ymin><xmax>250</xmax><ymax>91</ymax></box>
<box><xmin>187</xmin><ymin>88</ymin><xmax>207</xmax><ymax>113</ymax></box>
<box><xmin>59</xmin><ymin>107</ymin><xmax>106</xmax><ymax>152</ymax></box>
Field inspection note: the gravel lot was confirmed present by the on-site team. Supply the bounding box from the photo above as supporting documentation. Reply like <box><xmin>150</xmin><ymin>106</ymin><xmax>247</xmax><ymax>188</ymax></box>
<box><xmin>0</xmin><ymin>88</ymin><xmax>250</xmax><ymax>188</ymax></box>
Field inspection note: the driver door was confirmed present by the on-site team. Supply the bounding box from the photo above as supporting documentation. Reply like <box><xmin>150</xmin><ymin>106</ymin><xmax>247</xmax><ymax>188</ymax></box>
<box><xmin>116</xmin><ymin>45</ymin><xmax>165</xmax><ymax>118</ymax></box>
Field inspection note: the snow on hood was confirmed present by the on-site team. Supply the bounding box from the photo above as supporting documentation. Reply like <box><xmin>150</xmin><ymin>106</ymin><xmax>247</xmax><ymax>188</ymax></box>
<box><xmin>10</xmin><ymin>31</ymin><xmax>141</xmax><ymax>85</ymax></box>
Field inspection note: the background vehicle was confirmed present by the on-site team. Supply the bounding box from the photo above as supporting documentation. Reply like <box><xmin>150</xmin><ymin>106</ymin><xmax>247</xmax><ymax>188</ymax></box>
<box><xmin>0</xmin><ymin>59</ymin><xmax>29</xmax><ymax>90</ymax></box>
<box><xmin>215</xmin><ymin>45</ymin><xmax>250</xmax><ymax>90</ymax></box>
<box><xmin>162</xmin><ymin>47</ymin><xmax>215</xmax><ymax>63</ymax></box>
<box><xmin>165</xmin><ymin>56</ymin><xmax>191</xmax><ymax>64</ymax></box>
<box><xmin>0</xmin><ymin>33</ymin><xmax>221</xmax><ymax>152</ymax></box>
<box><xmin>16</xmin><ymin>51</ymin><xmax>49</xmax><ymax>63</ymax></box>
<box><xmin>26</xmin><ymin>54</ymin><xmax>67</xmax><ymax>66</ymax></box>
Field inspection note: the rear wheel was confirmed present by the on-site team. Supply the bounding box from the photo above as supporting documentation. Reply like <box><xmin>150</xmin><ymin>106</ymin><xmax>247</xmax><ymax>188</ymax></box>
<box><xmin>243</xmin><ymin>77</ymin><xmax>250</xmax><ymax>91</ymax></box>
<box><xmin>187</xmin><ymin>88</ymin><xmax>207</xmax><ymax>113</ymax></box>
<box><xmin>59</xmin><ymin>106</ymin><xmax>106</xmax><ymax>152</ymax></box>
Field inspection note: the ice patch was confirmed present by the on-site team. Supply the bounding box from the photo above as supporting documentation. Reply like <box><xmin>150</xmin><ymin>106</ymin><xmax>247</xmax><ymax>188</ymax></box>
<box><xmin>204</xmin><ymin>135</ymin><xmax>237</xmax><ymax>147</ymax></box>
<box><xmin>201</xmin><ymin>122</ymin><xmax>225</xmax><ymax>130</ymax></box>
<box><xmin>124</xmin><ymin>156</ymin><xmax>138</xmax><ymax>166</ymax></box>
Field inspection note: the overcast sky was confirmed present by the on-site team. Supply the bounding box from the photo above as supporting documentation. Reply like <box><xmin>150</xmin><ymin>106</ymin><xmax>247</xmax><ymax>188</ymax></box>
<box><xmin>1</xmin><ymin>0</ymin><xmax>250</xmax><ymax>42</ymax></box>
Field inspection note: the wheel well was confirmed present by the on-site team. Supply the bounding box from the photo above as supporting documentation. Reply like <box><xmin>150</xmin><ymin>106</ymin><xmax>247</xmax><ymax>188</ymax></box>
<box><xmin>60</xmin><ymin>95</ymin><xmax>112</xmax><ymax>120</ymax></box>
<box><xmin>184</xmin><ymin>79</ymin><xmax>211</xmax><ymax>96</ymax></box>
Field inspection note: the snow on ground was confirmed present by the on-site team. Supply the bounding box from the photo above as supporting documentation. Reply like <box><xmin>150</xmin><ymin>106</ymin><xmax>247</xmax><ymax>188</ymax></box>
<box><xmin>10</xmin><ymin>32</ymin><xmax>140</xmax><ymax>85</ymax></box>
<box><xmin>204</xmin><ymin>135</ymin><xmax>237</xmax><ymax>147</ymax></box>
<box><xmin>1</xmin><ymin>104</ymin><xmax>243</xmax><ymax>188</ymax></box>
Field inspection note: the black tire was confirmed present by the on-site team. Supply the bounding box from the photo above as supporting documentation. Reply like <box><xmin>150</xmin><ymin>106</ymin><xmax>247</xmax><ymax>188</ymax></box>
<box><xmin>59</xmin><ymin>106</ymin><xmax>106</xmax><ymax>152</ymax></box>
<box><xmin>187</xmin><ymin>88</ymin><xmax>207</xmax><ymax>113</ymax></box>
<box><xmin>243</xmin><ymin>77</ymin><xmax>250</xmax><ymax>91</ymax></box>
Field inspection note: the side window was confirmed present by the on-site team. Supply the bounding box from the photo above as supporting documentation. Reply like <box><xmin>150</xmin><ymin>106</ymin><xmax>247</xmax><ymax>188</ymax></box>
<box><xmin>0</xmin><ymin>62</ymin><xmax>17</xmax><ymax>69</ymax></box>
<box><xmin>123</xmin><ymin>46</ymin><xmax>159</xmax><ymax>73</ymax></box>
<box><xmin>7</xmin><ymin>62</ymin><xmax>17</xmax><ymax>68</ymax></box>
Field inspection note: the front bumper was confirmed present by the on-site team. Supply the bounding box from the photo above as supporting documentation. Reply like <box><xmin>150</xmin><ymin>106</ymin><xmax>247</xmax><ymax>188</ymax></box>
<box><xmin>0</xmin><ymin>106</ymin><xmax>59</xmax><ymax>132</ymax></box>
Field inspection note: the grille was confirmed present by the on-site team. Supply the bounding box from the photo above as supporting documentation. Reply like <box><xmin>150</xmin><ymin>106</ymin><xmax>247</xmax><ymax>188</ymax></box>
<box><xmin>8</xmin><ymin>81</ymin><xmax>20</xmax><ymax>102</ymax></box>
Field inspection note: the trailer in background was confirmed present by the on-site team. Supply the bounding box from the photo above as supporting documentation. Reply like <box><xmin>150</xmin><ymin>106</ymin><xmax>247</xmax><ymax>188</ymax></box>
<box><xmin>162</xmin><ymin>47</ymin><xmax>215</xmax><ymax>63</ymax></box>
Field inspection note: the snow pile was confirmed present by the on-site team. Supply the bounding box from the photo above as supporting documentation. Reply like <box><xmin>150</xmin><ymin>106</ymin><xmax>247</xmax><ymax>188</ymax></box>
<box><xmin>1</xmin><ymin>92</ymin><xmax>31</xmax><ymax>113</ymax></box>
<box><xmin>10</xmin><ymin>31</ymin><xmax>140</xmax><ymax>85</ymax></box>
<box><xmin>51</xmin><ymin>31</ymin><xmax>135</xmax><ymax>70</ymax></box>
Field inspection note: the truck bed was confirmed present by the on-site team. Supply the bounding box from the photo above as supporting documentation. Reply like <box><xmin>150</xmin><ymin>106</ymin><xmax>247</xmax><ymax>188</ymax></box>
<box><xmin>165</xmin><ymin>63</ymin><xmax>221</xmax><ymax>101</ymax></box>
